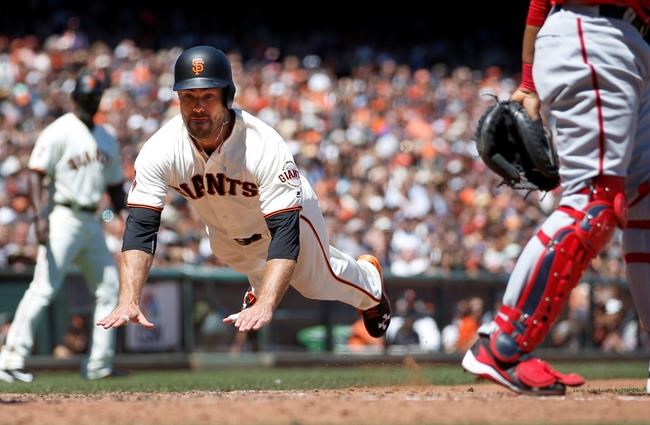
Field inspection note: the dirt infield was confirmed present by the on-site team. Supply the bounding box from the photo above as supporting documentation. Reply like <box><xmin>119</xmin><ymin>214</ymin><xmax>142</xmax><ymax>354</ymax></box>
<box><xmin>0</xmin><ymin>379</ymin><xmax>648</xmax><ymax>425</ymax></box>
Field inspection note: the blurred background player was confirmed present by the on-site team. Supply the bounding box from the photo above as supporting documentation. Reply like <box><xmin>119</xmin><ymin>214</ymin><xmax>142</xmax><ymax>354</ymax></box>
<box><xmin>0</xmin><ymin>69</ymin><xmax>127</xmax><ymax>382</ymax></box>
<box><xmin>462</xmin><ymin>0</ymin><xmax>650</xmax><ymax>395</ymax></box>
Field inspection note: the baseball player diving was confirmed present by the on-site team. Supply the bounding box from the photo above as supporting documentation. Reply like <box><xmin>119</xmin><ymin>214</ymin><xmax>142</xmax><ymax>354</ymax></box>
<box><xmin>97</xmin><ymin>46</ymin><xmax>391</xmax><ymax>339</ymax></box>
<box><xmin>0</xmin><ymin>70</ymin><xmax>125</xmax><ymax>383</ymax></box>
<box><xmin>464</xmin><ymin>0</ymin><xmax>650</xmax><ymax>395</ymax></box>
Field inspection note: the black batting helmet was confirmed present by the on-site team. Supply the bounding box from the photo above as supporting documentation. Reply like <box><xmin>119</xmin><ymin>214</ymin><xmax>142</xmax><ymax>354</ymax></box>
<box><xmin>72</xmin><ymin>70</ymin><xmax>106</xmax><ymax>100</ymax></box>
<box><xmin>173</xmin><ymin>46</ymin><xmax>235</xmax><ymax>107</ymax></box>
<box><xmin>72</xmin><ymin>70</ymin><xmax>106</xmax><ymax>118</ymax></box>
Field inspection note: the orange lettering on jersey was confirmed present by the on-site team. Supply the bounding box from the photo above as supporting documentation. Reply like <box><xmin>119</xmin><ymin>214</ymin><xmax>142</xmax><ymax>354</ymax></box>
<box><xmin>192</xmin><ymin>58</ymin><xmax>204</xmax><ymax>76</ymax></box>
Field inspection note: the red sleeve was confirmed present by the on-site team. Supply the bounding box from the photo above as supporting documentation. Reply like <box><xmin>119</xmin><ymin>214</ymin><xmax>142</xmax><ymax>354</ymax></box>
<box><xmin>520</xmin><ymin>63</ymin><xmax>536</xmax><ymax>93</ymax></box>
<box><xmin>527</xmin><ymin>0</ymin><xmax>551</xmax><ymax>27</ymax></box>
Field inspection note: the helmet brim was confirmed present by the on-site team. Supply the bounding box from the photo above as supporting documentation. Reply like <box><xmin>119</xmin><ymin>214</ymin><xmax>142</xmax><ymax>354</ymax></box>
<box><xmin>173</xmin><ymin>78</ymin><xmax>231</xmax><ymax>91</ymax></box>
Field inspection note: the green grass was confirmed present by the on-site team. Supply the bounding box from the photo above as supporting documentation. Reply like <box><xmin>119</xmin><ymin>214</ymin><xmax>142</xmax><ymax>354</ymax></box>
<box><xmin>0</xmin><ymin>361</ymin><xmax>646</xmax><ymax>394</ymax></box>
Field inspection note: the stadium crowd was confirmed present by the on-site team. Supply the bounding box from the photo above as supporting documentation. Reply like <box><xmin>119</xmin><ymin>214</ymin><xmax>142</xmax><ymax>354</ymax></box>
<box><xmin>0</xmin><ymin>14</ymin><xmax>642</xmax><ymax>354</ymax></box>
<box><xmin>0</xmin><ymin>30</ymin><xmax>626</xmax><ymax>282</ymax></box>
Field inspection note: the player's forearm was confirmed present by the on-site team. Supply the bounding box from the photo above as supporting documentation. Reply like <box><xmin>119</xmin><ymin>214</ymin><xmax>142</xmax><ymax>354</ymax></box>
<box><xmin>257</xmin><ymin>259</ymin><xmax>296</xmax><ymax>310</ymax></box>
<box><xmin>118</xmin><ymin>249</ymin><xmax>153</xmax><ymax>305</ymax></box>
<box><xmin>519</xmin><ymin>25</ymin><xmax>542</xmax><ymax>93</ymax></box>
<box><xmin>522</xmin><ymin>25</ymin><xmax>541</xmax><ymax>65</ymax></box>
<box><xmin>28</xmin><ymin>171</ymin><xmax>47</xmax><ymax>217</ymax></box>
<box><xmin>523</xmin><ymin>0</ymin><xmax>548</xmax><ymax>64</ymax></box>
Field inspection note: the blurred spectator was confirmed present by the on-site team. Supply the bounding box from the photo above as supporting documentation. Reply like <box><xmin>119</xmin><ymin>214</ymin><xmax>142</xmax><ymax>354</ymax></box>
<box><xmin>53</xmin><ymin>314</ymin><xmax>89</xmax><ymax>358</ymax></box>
<box><xmin>549</xmin><ymin>283</ymin><xmax>591</xmax><ymax>351</ymax></box>
<box><xmin>593</xmin><ymin>297</ymin><xmax>627</xmax><ymax>353</ymax></box>
<box><xmin>391</xmin><ymin>312</ymin><xmax>421</xmax><ymax>347</ymax></box>
<box><xmin>387</xmin><ymin>289</ymin><xmax>440</xmax><ymax>352</ymax></box>
<box><xmin>394</xmin><ymin>289</ymin><xmax>429</xmax><ymax>317</ymax></box>
<box><xmin>442</xmin><ymin>297</ymin><xmax>484</xmax><ymax>353</ymax></box>
<box><xmin>348</xmin><ymin>316</ymin><xmax>385</xmax><ymax>353</ymax></box>
<box><xmin>456</xmin><ymin>297</ymin><xmax>483</xmax><ymax>352</ymax></box>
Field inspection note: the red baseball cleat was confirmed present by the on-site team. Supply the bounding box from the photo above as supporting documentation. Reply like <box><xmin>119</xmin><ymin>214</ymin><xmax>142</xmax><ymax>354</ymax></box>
<box><xmin>462</xmin><ymin>335</ymin><xmax>584</xmax><ymax>396</ymax></box>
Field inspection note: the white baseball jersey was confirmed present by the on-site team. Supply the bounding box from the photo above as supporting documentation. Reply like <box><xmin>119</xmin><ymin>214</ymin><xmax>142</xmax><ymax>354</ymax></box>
<box><xmin>129</xmin><ymin>109</ymin><xmax>382</xmax><ymax>310</ymax></box>
<box><xmin>28</xmin><ymin>112</ymin><xmax>123</xmax><ymax>207</ymax></box>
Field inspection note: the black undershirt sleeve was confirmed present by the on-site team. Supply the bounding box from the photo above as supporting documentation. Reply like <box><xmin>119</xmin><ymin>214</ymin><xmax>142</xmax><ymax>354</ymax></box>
<box><xmin>265</xmin><ymin>210</ymin><xmax>300</xmax><ymax>261</ymax></box>
<box><xmin>122</xmin><ymin>207</ymin><xmax>162</xmax><ymax>254</ymax></box>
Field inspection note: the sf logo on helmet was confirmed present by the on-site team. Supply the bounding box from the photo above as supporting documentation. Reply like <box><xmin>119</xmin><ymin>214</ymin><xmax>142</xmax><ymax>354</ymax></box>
<box><xmin>192</xmin><ymin>58</ymin><xmax>204</xmax><ymax>76</ymax></box>
<box><xmin>83</xmin><ymin>76</ymin><xmax>97</xmax><ymax>90</ymax></box>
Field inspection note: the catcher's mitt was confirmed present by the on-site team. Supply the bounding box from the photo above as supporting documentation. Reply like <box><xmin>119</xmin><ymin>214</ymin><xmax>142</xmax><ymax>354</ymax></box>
<box><xmin>475</xmin><ymin>100</ymin><xmax>559</xmax><ymax>191</ymax></box>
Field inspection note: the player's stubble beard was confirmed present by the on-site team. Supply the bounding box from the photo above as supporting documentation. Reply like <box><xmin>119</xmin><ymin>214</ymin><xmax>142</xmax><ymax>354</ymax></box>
<box><xmin>186</xmin><ymin>108</ymin><xmax>231</xmax><ymax>143</ymax></box>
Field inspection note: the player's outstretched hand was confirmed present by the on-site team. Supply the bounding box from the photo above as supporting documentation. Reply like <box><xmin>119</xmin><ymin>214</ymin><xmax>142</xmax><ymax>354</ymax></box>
<box><xmin>97</xmin><ymin>302</ymin><xmax>155</xmax><ymax>329</ymax></box>
<box><xmin>223</xmin><ymin>302</ymin><xmax>273</xmax><ymax>332</ymax></box>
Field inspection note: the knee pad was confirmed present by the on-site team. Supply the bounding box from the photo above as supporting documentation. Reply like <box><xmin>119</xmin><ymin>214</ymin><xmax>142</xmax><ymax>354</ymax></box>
<box><xmin>491</xmin><ymin>176</ymin><xmax>626</xmax><ymax>363</ymax></box>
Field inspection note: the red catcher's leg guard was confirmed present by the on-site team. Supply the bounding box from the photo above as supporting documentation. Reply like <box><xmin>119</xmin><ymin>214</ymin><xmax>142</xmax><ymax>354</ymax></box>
<box><xmin>490</xmin><ymin>176</ymin><xmax>626</xmax><ymax>363</ymax></box>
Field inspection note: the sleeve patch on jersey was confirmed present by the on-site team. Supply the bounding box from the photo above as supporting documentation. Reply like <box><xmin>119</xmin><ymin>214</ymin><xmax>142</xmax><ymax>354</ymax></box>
<box><xmin>277</xmin><ymin>161</ymin><xmax>301</xmax><ymax>188</ymax></box>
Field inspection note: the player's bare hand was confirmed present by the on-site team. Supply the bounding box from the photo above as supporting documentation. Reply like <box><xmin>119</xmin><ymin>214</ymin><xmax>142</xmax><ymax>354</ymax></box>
<box><xmin>96</xmin><ymin>302</ymin><xmax>155</xmax><ymax>329</ymax></box>
<box><xmin>34</xmin><ymin>217</ymin><xmax>49</xmax><ymax>245</ymax></box>
<box><xmin>511</xmin><ymin>88</ymin><xmax>541</xmax><ymax>120</ymax></box>
<box><xmin>223</xmin><ymin>302</ymin><xmax>273</xmax><ymax>332</ymax></box>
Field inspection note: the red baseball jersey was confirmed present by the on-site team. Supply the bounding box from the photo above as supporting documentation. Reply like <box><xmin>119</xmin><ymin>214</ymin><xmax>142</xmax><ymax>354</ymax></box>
<box><xmin>527</xmin><ymin>0</ymin><xmax>649</xmax><ymax>26</ymax></box>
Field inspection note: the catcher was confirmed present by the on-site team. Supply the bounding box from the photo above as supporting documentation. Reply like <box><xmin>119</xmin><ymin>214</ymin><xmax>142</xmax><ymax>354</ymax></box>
<box><xmin>466</xmin><ymin>98</ymin><xmax>624</xmax><ymax>394</ymax></box>
<box><xmin>465</xmin><ymin>0</ymin><xmax>649</xmax><ymax>396</ymax></box>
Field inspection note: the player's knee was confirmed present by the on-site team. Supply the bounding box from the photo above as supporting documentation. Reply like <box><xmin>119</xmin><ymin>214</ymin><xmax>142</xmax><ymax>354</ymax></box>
<box><xmin>569</xmin><ymin>176</ymin><xmax>626</xmax><ymax>254</ymax></box>
<box><xmin>590</xmin><ymin>175</ymin><xmax>627</xmax><ymax>226</ymax></box>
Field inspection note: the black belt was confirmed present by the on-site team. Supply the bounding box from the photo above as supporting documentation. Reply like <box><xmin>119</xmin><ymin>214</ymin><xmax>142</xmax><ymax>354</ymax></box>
<box><xmin>234</xmin><ymin>233</ymin><xmax>262</xmax><ymax>246</ymax></box>
<box><xmin>57</xmin><ymin>202</ymin><xmax>97</xmax><ymax>213</ymax></box>
<box><xmin>598</xmin><ymin>5</ymin><xmax>649</xmax><ymax>41</ymax></box>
